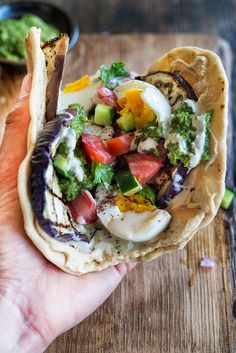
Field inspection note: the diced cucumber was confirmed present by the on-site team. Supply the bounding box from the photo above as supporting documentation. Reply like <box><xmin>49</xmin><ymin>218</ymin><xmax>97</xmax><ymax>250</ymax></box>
<box><xmin>94</xmin><ymin>104</ymin><xmax>115</xmax><ymax>126</ymax></box>
<box><xmin>53</xmin><ymin>154</ymin><xmax>69</xmax><ymax>178</ymax></box>
<box><xmin>116</xmin><ymin>112</ymin><xmax>135</xmax><ymax>132</ymax></box>
<box><xmin>116</xmin><ymin>169</ymin><xmax>142</xmax><ymax>196</ymax></box>
<box><xmin>221</xmin><ymin>187</ymin><xmax>235</xmax><ymax>209</ymax></box>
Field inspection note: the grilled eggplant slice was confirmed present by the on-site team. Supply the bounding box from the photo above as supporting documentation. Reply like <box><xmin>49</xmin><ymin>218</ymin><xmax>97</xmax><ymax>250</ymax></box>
<box><xmin>156</xmin><ymin>163</ymin><xmax>189</xmax><ymax>209</ymax></box>
<box><xmin>138</xmin><ymin>70</ymin><xmax>197</xmax><ymax>109</ymax></box>
<box><xmin>30</xmin><ymin>108</ymin><xmax>89</xmax><ymax>243</ymax></box>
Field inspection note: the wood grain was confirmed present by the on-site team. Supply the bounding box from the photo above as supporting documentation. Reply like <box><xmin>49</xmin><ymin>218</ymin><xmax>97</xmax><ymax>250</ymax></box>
<box><xmin>0</xmin><ymin>33</ymin><xmax>233</xmax><ymax>353</ymax></box>
<box><xmin>45</xmin><ymin>34</ymin><xmax>234</xmax><ymax>353</ymax></box>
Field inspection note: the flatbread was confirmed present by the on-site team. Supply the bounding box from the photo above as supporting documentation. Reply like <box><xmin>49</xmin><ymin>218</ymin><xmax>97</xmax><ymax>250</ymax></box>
<box><xmin>18</xmin><ymin>28</ymin><xmax>228</xmax><ymax>275</ymax></box>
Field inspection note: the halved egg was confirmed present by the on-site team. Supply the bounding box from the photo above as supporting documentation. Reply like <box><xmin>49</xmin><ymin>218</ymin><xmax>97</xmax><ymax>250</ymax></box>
<box><xmin>95</xmin><ymin>184</ymin><xmax>171</xmax><ymax>243</ymax></box>
<box><xmin>114</xmin><ymin>80</ymin><xmax>171</xmax><ymax>133</ymax></box>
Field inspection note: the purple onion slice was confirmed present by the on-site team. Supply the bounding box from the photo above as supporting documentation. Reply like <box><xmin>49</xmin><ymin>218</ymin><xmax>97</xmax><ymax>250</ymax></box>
<box><xmin>30</xmin><ymin>109</ymin><xmax>89</xmax><ymax>243</ymax></box>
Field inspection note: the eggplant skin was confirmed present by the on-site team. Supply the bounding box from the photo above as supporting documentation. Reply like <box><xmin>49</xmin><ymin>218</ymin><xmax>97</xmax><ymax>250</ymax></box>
<box><xmin>137</xmin><ymin>70</ymin><xmax>197</xmax><ymax>108</ymax></box>
<box><xmin>157</xmin><ymin>163</ymin><xmax>188</xmax><ymax>209</ymax></box>
<box><xmin>29</xmin><ymin>110</ymin><xmax>89</xmax><ymax>243</ymax></box>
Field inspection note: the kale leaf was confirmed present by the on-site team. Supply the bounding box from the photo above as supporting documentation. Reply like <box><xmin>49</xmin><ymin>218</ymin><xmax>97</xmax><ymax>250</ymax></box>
<box><xmin>91</xmin><ymin>161</ymin><xmax>114</xmax><ymax>188</ymax></box>
<box><xmin>99</xmin><ymin>61</ymin><xmax>130</xmax><ymax>90</ymax></box>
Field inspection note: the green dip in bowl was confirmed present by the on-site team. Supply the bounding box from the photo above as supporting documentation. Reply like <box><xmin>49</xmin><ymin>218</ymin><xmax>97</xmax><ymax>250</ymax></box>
<box><xmin>0</xmin><ymin>14</ymin><xmax>60</xmax><ymax>61</ymax></box>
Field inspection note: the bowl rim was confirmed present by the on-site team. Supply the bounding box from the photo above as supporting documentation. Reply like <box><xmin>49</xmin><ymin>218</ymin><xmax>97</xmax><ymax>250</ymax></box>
<box><xmin>0</xmin><ymin>0</ymin><xmax>79</xmax><ymax>65</ymax></box>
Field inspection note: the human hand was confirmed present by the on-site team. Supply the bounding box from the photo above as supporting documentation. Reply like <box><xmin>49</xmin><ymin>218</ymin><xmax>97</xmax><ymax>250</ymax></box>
<box><xmin>0</xmin><ymin>75</ymin><xmax>136</xmax><ymax>353</ymax></box>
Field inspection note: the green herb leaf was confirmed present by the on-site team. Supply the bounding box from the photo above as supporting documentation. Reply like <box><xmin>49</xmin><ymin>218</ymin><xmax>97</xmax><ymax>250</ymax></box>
<box><xmin>92</xmin><ymin>161</ymin><xmax>114</xmax><ymax>187</ymax></box>
<box><xmin>99</xmin><ymin>61</ymin><xmax>130</xmax><ymax>89</ymax></box>
<box><xmin>139</xmin><ymin>186</ymin><xmax>156</xmax><ymax>205</ymax></box>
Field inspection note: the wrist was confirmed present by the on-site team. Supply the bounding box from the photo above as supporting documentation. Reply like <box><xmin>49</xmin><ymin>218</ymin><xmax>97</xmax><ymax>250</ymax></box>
<box><xmin>0</xmin><ymin>294</ymin><xmax>49</xmax><ymax>353</ymax></box>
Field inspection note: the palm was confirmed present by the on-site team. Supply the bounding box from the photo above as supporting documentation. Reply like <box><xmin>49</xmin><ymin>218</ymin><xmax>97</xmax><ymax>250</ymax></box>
<box><xmin>0</xmin><ymin>76</ymin><xmax>134</xmax><ymax>348</ymax></box>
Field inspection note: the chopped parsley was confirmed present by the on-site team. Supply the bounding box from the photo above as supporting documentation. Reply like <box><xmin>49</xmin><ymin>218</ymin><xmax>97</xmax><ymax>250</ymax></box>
<box><xmin>143</xmin><ymin>118</ymin><xmax>164</xmax><ymax>140</ymax></box>
<box><xmin>166</xmin><ymin>104</ymin><xmax>212</xmax><ymax>168</ymax></box>
<box><xmin>68</xmin><ymin>103</ymin><xmax>88</xmax><ymax>139</ymax></box>
<box><xmin>170</xmin><ymin>102</ymin><xmax>196</xmax><ymax>150</ymax></box>
<box><xmin>99</xmin><ymin>61</ymin><xmax>130</xmax><ymax>90</ymax></box>
<box><xmin>167</xmin><ymin>142</ymin><xmax>190</xmax><ymax>168</ymax></box>
<box><xmin>91</xmin><ymin>161</ymin><xmax>114</xmax><ymax>188</ymax></box>
<box><xmin>59</xmin><ymin>171</ymin><xmax>94</xmax><ymax>202</ymax></box>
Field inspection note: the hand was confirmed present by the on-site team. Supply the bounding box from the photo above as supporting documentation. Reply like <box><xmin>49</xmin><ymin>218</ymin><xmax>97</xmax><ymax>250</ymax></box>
<box><xmin>0</xmin><ymin>75</ymin><xmax>136</xmax><ymax>353</ymax></box>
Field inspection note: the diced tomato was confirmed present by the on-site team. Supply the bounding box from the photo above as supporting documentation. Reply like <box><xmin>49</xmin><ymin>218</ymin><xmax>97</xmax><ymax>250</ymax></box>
<box><xmin>68</xmin><ymin>190</ymin><xmax>97</xmax><ymax>224</ymax></box>
<box><xmin>81</xmin><ymin>133</ymin><xmax>115</xmax><ymax>164</ymax></box>
<box><xmin>125</xmin><ymin>153</ymin><xmax>163</xmax><ymax>185</ymax></box>
<box><xmin>97</xmin><ymin>86</ymin><xmax>120</xmax><ymax>110</ymax></box>
<box><xmin>107</xmin><ymin>134</ymin><xmax>133</xmax><ymax>156</ymax></box>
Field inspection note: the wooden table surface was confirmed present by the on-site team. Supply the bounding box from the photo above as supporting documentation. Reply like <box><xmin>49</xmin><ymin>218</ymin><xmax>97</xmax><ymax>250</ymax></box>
<box><xmin>0</xmin><ymin>33</ymin><xmax>234</xmax><ymax>352</ymax></box>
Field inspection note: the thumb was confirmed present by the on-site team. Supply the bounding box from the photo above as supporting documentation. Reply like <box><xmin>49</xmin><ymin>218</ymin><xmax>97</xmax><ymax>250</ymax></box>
<box><xmin>0</xmin><ymin>74</ymin><xmax>31</xmax><ymax>191</ymax></box>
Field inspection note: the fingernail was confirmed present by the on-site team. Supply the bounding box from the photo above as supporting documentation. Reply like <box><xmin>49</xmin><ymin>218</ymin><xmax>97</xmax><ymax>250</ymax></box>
<box><xmin>19</xmin><ymin>74</ymin><xmax>31</xmax><ymax>98</ymax></box>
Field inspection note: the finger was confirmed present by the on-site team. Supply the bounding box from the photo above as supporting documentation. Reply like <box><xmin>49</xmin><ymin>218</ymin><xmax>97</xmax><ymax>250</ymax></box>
<box><xmin>2</xmin><ymin>74</ymin><xmax>31</xmax><ymax>153</ymax></box>
<box><xmin>48</xmin><ymin>262</ymin><xmax>137</xmax><ymax>336</ymax></box>
<box><xmin>0</xmin><ymin>75</ymin><xmax>31</xmax><ymax>190</ymax></box>
<box><xmin>73</xmin><ymin>262</ymin><xmax>137</xmax><ymax>320</ymax></box>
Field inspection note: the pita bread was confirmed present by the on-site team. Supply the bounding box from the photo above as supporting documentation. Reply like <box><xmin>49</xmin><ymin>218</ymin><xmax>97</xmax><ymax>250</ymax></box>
<box><xmin>18</xmin><ymin>28</ymin><xmax>228</xmax><ymax>275</ymax></box>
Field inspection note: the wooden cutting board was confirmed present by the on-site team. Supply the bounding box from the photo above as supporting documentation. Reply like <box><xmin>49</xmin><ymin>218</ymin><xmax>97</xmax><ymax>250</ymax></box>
<box><xmin>0</xmin><ymin>34</ymin><xmax>234</xmax><ymax>353</ymax></box>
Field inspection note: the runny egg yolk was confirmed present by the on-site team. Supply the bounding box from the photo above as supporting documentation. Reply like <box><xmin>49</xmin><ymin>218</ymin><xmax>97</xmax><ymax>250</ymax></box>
<box><xmin>117</xmin><ymin>89</ymin><xmax>155</xmax><ymax>128</ymax></box>
<box><xmin>64</xmin><ymin>75</ymin><xmax>90</xmax><ymax>93</ymax></box>
<box><xmin>116</xmin><ymin>194</ymin><xmax>156</xmax><ymax>213</ymax></box>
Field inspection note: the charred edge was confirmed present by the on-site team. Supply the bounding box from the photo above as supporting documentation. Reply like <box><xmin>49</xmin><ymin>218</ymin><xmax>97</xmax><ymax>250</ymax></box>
<box><xmin>137</xmin><ymin>70</ymin><xmax>198</xmax><ymax>101</ymax></box>
<box><xmin>41</xmin><ymin>33</ymin><xmax>68</xmax><ymax>50</ymax></box>
<box><xmin>45</xmin><ymin>54</ymin><xmax>66</xmax><ymax>122</ymax></box>
<box><xmin>47</xmin><ymin>186</ymin><xmax>64</xmax><ymax>201</ymax></box>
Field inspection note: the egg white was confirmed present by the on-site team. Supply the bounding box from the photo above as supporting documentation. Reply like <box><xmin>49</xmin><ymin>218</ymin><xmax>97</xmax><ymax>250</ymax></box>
<box><xmin>95</xmin><ymin>184</ymin><xmax>171</xmax><ymax>243</ymax></box>
<box><xmin>113</xmin><ymin>80</ymin><xmax>171</xmax><ymax>134</ymax></box>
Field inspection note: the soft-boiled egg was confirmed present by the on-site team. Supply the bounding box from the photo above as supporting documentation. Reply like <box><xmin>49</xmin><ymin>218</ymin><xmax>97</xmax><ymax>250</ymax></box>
<box><xmin>95</xmin><ymin>184</ymin><xmax>171</xmax><ymax>243</ymax></box>
<box><xmin>57</xmin><ymin>73</ymin><xmax>102</xmax><ymax>113</ymax></box>
<box><xmin>114</xmin><ymin>80</ymin><xmax>171</xmax><ymax>132</ymax></box>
